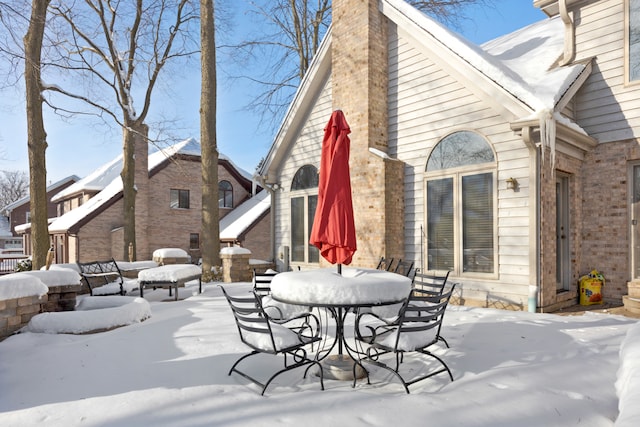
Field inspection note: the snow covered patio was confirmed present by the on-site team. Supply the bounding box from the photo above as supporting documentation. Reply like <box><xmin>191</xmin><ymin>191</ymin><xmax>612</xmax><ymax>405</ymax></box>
<box><xmin>1</xmin><ymin>281</ymin><xmax>639</xmax><ymax>427</ymax></box>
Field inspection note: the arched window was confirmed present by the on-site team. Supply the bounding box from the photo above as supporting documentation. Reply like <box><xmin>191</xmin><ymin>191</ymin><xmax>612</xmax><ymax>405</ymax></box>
<box><xmin>290</xmin><ymin>165</ymin><xmax>319</xmax><ymax>264</ymax></box>
<box><xmin>219</xmin><ymin>180</ymin><xmax>233</xmax><ymax>208</ymax></box>
<box><xmin>425</xmin><ymin>131</ymin><xmax>496</xmax><ymax>275</ymax></box>
<box><xmin>291</xmin><ymin>164</ymin><xmax>319</xmax><ymax>190</ymax></box>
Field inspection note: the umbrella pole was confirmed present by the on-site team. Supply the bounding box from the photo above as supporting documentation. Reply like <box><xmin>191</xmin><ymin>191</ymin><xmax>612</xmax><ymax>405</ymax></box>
<box><xmin>338</xmin><ymin>264</ymin><xmax>342</xmax><ymax>275</ymax></box>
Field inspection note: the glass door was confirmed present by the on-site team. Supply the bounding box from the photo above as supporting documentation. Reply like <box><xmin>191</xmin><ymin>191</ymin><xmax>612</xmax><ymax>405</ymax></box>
<box><xmin>556</xmin><ymin>175</ymin><xmax>571</xmax><ymax>291</ymax></box>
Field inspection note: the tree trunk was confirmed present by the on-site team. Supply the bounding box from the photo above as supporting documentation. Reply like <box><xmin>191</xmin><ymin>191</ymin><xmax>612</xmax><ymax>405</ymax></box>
<box><xmin>121</xmin><ymin>122</ymin><xmax>137</xmax><ymax>261</ymax></box>
<box><xmin>24</xmin><ymin>0</ymin><xmax>51</xmax><ymax>270</ymax></box>
<box><xmin>200</xmin><ymin>0</ymin><xmax>220</xmax><ymax>281</ymax></box>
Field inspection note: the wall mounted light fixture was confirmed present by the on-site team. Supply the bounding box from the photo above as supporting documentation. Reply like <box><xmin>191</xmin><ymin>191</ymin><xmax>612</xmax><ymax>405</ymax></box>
<box><xmin>506</xmin><ymin>177</ymin><xmax>518</xmax><ymax>191</ymax></box>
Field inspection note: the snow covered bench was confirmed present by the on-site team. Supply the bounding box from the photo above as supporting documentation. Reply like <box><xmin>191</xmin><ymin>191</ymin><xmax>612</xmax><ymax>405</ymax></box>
<box><xmin>138</xmin><ymin>264</ymin><xmax>202</xmax><ymax>301</ymax></box>
<box><xmin>77</xmin><ymin>259</ymin><xmax>139</xmax><ymax>296</ymax></box>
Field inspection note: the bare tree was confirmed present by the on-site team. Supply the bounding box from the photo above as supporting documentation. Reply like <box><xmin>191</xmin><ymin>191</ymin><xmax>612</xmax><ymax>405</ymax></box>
<box><xmin>44</xmin><ymin>0</ymin><xmax>199</xmax><ymax>260</ymax></box>
<box><xmin>0</xmin><ymin>170</ymin><xmax>29</xmax><ymax>208</ymax></box>
<box><xmin>200</xmin><ymin>0</ymin><xmax>220</xmax><ymax>282</ymax></box>
<box><xmin>233</xmin><ymin>0</ymin><xmax>494</xmax><ymax>128</ymax></box>
<box><xmin>23</xmin><ymin>0</ymin><xmax>51</xmax><ymax>269</ymax></box>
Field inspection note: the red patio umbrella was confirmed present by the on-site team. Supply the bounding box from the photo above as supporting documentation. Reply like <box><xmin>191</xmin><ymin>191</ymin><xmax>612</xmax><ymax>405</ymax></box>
<box><xmin>310</xmin><ymin>110</ymin><xmax>357</xmax><ymax>269</ymax></box>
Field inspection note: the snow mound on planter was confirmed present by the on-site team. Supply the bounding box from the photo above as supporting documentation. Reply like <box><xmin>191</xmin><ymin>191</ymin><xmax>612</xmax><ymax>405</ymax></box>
<box><xmin>23</xmin><ymin>296</ymin><xmax>151</xmax><ymax>334</ymax></box>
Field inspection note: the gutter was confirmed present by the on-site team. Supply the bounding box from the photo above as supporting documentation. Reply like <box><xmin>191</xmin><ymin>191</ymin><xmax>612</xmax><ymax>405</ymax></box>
<box><xmin>521</xmin><ymin>125</ymin><xmax>541</xmax><ymax>313</ymax></box>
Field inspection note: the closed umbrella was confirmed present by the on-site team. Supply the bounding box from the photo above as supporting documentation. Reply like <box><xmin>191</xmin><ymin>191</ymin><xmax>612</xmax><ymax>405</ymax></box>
<box><xmin>310</xmin><ymin>110</ymin><xmax>357</xmax><ymax>271</ymax></box>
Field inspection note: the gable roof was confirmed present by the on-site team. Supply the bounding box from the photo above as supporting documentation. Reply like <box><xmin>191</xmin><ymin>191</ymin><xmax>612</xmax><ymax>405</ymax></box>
<box><xmin>258</xmin><ymin>0</ymin><xmax>591</xmax><ymax>179</ymax></box>
<box><xmin>382</xmin><ymin>0</ymin><xmax>587</xmax><ymax>113</ymax></box>
<box><xmin>48</xmin><ymin>138</ymin><xmax>254</xmax><ymax>234</ymax></box>
<box><xmin>52</xmin><ymin>138</ymin><xmax>254</xmax><ymax>202</ymax></box>
<box><xmin>2</xmin><ymin>175</ymin><xmax>80</xmax><ymax>214</ymax></box>
<box><xmin>219</xmin><ymin>190</ymin><xmax>270</xmax><ymax>241</ymax></box>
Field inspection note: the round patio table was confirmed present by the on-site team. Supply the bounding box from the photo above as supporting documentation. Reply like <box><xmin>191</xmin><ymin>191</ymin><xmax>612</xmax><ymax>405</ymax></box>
<box><xmin>270</xmin><ymin>267</ymin><xmax>411</xmax><ymax>379</ymax></box>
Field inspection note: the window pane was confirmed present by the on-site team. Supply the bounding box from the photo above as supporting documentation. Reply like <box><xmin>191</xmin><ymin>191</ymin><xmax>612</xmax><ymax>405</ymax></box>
<box><xmin>291</xmin><ymin>165</ymin><xmax>319</xmax><ymax>190</ymax></box>
<box><xmin>427</xmin><ymin>131</ymin><xmax>495</xmax><ymax>171</ymax></box>
<box><xmin>179</xmin><ymin>190</ymin><xmax>190</xmax><ymax>209</ymax></box>
<box><xmin>631</xmin><ymin>0</ymin><xmax>640</xmax><ymax>81</ymax></box>
<box><xmin>308</xmin><ymin>195</ymin><xmax>319</xmax><ymax>263</ymax></box>
<box><xmin>170</xmin><ymin>190</ymin><xmax>179</xmax><ymax>208</ymax></box>
<box><xmin>171</xmin><ymin>189</ymin><xmax>189</xmax><ymax>209</ymax></box>
<box><xmin>190</xmin><ymin>233</ymin><xmax>199</xmax><ymax>250</ymax></box>
<box><xmin>291</xmin><ymin>197</ymin><xmax>305</xmax><ymax>262</ymax></box>
<box><xmin>462</xmin><ymin>173</ymin><xmax>494</xmax><ymax>273</ymax></box>
<box><xmin>427</xmin><ymin>178</ymin><xmax>454</xmax><ymax>270</ymax></box>
<box><xmin>218</xmin><ymin>181</ymin><xmax>233</xmax><ymax>208</ymax></box>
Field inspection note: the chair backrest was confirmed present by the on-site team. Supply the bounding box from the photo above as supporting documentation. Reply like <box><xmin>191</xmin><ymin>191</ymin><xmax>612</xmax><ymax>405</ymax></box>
<box><xmin>77</xmin><ymin>258</ymin><xmax>123</xmax><ymax>294</ymax></box>
<box><xmin>376</xmin><ymin>257</ymin><xmax>395</xmax><ymax>271</ymax></box>
<box><xmin>394</xmin><ymin>259</ymin><xmax>414</xmax><ymax>277</ymax></box>
<box><xmin>253</xmin><ymin>268</ymin><xmax>278</xmax><ymax>297</ymax></box>
<box><xmin>412</xmin><ymin>271</ymin><xmax>450</xmax><ymax>298</ymax></box>
<box><xmin>393</xmin><ymin>284</ymin><xmax>456</xmax><ymax>351</ymax></box>
<box><xmin>220</xmin><ymin>286</ymin><xmax>279</xmax><ymax>353</ymax></box>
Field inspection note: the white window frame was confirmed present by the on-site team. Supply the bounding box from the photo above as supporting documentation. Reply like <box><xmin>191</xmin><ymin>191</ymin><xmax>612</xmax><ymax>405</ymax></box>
<box><xmin>290</xmin><ymin>190</ymin><xmax>319</xmax><ymax>265</ymax></box>
<box><xmin>625</xmin><ymin>0</ymin><xmax>640</xmax><ymax>85</ymax></box>
<box><xmin>424</xmin><ymin>133</ymin><xmax>498</xmax><ymax>279</ymax></box>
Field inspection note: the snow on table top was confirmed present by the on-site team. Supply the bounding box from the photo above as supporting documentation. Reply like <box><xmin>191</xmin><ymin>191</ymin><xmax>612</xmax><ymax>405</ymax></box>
<box><xmin>152</xmin><ymin>248</ymin><xmax>189</xmax><ymax>258</ymax></box>
<box><xmin>138</xmin><ymin>264</ymin><xmax>201</xmax><ymax>282</ymax></box>
<box><xmin>270</xmin><ymin>267</ymin><xmax>411</xmax><ymax>306</ymax></box>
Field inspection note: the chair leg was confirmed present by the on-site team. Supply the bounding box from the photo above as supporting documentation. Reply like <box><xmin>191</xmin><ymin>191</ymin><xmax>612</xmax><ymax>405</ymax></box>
<box><xmin>262</xmin><ymin>359</ymin><xmax>324</xmax><ymax>396</ymax></box>
<box><xmin>438</xmin><ymin>336</ymin><xmax>450</xmax><ymax>348</ymax></box>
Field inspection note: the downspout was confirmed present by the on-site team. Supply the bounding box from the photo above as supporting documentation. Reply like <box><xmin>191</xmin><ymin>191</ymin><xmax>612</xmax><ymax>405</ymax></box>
<box><xmin>256</xmin><ymin>174</ymin><xmax>277</xmax><ymax>266</ymax></box>
<box><xmin>522</xmin><ymin>126</ymin><xmax>540</xmax><ymax>312</ymax></box>
<box><xmin>558</xmin><ymin>0</ymin><xmax>576</xmax><ymax>66</ymax></box>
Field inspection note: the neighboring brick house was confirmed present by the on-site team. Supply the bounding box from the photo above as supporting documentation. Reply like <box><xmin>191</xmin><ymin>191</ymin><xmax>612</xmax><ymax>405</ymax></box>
<box><xmin>1</xmin><ymin>175</ymin><xmax>79</xmax><ymax>250</ymax></box>
<box><xmin>18</xmin><ymin>137</ymin><xmax>268</xmax><ymax>264</ymax></box>
<box><xmin>257</xmin><ymin>0</ymin><xmax>640</xmax><ymax>311</ymax></box>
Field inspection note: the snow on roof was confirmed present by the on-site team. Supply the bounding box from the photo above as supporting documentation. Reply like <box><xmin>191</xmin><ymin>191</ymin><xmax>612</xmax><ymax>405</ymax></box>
<box><xmin>48</xmin><ymin>138</ymin><xmax>259</xmax><ymax>233</ymax></box>
<box><xmin>384</xmin><ymin>0</ymin><xmax>584</xmax><ymax>112</ymax></box>
<box><xmin>220</xmin><ymin>191</ymin><xmax>270</xmax><ymax>240</ymax></box>
<box><xmin>3</xmin><ymin>175</ymin><xmax>80</xmax><ymax>211</ymax></box>
<box><xmin>52</xmin><ymin>138</ymin><xmax>253</xmax><ymax>204</ymax></box>
<box><xmin>48</xmin><ymin>177</ymin><xmax>123</xmax><ymax>232</ymax></box>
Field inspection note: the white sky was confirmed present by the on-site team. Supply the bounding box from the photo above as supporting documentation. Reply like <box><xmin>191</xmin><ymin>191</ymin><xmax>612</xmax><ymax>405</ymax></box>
<box><xmin>0</xmin><ymin>275</ymin><xmax>638</xmax><ymax>427</ymax></box>
<box><xmin>0</xmin><ymin>0</ymin><xmax>545</xmax><ymax>184</ymax></box>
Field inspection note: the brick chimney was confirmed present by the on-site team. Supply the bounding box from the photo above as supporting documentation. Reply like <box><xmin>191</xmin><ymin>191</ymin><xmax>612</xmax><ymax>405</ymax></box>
<box><xmin>332</xmin><ymin>0</ymin><xmax>405</xmax><ymax>266</ymax></box>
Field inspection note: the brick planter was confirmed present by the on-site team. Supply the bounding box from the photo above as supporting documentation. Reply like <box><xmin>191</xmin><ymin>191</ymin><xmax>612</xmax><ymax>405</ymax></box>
<box><xmin>623</xmin><ymin>281</ymin><xmax>640</xmax><ymax>315</ymax></box>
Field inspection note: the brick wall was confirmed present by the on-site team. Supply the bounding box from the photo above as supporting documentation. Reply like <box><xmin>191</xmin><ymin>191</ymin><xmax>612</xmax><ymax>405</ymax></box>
<box><xmin>0</xmin><ymin>295</ymin><xmax>44</xmax><ymax>340</ymax></box>
<box><xmin>579</xmin><ymin>139</ymin><xmax>640</xmax><ymax>301</ymax></box>
<box><xmin>538</xmin><ymin>148</ymin><xmax>584</xmax><ymax>309</ymax></box>
<box><xmin>332</xmin><ymin>0</ymin><xmax>405</xmax><ymax>268</ymax></box>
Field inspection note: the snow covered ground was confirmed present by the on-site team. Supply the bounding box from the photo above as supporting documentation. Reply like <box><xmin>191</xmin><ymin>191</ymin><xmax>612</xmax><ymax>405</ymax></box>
<box><xmin>1</xmin><ymin>281</ymin><xmax>639</xmax><ymax>427</ymax></box>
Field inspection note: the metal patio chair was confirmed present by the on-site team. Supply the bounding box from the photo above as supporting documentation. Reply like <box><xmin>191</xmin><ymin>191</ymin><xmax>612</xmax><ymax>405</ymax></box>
<box><xmin>411</xmin><ymin>271</ymin><xmax>452</xmax><ymax>347</ymax></box>
<box><xmin>376</xmin><ymin>256</ymin><xmax>395</xmax><ymax>271</ymax></box>
<box><xmin>353</xmin><ymin>284</ymin><xmax>456</xmax><ymax>394</ymax></box>
<box><xmin>394</xmin><ymin>259</ymin><xmax>415</xmax><ymax>277</ymax></box>
<box><xmin>220</xmin><ymin>286</ymin><xmax>324</xmax><ymax>395</ymax></box>
<box><xmin>252</xmin><ymin>268</ymin><xmax>311</xmax><ymax>321</ymax></box>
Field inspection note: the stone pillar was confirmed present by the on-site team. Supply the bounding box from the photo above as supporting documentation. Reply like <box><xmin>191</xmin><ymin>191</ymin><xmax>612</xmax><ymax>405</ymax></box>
<box><xmin>332</xmin><ymin>0</ymin><xmax>404</xmax><ymax>267</ymax></box>
<box><xmin>220</xmin><ymin>247</ymin><xmax>252</xmax><ymax>283</ymax></box>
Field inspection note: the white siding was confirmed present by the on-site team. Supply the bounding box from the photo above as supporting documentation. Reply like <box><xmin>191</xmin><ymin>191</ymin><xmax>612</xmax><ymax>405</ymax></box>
<box><xmin>575</xmin><ymin>0</ymin><xmax>640</xmax><ymax>142</ymax></box>
<box><xmin>388</xmin><ymin>25</ymin><xmax>534</xmax><ymax>303</ymax></box>
<box><xmin>273</xmin><ymin>77</ymin><xmax>333</xmax><ymax>268</ymax></box>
